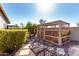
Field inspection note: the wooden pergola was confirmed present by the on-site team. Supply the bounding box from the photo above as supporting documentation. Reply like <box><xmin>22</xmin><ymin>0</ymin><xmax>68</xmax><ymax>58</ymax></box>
<box><xmin>37</xmin><ymin>20</ymin><xmax>70</xmax><ymax>46</ymax></box>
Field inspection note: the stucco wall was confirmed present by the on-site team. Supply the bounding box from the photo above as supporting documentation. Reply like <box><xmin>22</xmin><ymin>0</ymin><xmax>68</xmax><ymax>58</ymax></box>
<box><xmin>70</xmin><ymin>27</ymin><xmax>79</xmax><ymax>41</ymax></box>
<box><xmin>0</xmin><ymin>14</ymin><xmax>7</xmax><ymax>29</ymax></box>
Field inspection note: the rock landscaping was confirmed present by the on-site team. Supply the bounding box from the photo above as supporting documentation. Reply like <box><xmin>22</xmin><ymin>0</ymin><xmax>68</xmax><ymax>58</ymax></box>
<box><xmin>15</xmin><ymin>38</ymin><xmax>79</xmax><ymax>56</ymax></box>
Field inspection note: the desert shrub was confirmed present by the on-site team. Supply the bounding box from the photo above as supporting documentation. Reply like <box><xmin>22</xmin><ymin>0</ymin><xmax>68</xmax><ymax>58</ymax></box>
<box><xmin>0</xmin><ymin>29</ymin><xmax>28</xmax><ymax>53</ymax></box>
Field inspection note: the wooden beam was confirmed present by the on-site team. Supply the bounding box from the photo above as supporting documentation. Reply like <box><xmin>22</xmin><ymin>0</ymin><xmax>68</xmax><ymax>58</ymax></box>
<box><xmin>45</xmin><ymin>35</ymin><xmax>59</xmax><ymax>38</ymax></box>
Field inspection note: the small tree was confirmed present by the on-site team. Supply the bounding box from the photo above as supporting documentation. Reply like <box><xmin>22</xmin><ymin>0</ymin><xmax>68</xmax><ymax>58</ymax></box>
<box><xmin>25</xmin><ymin>21</ymin><xmax>37</xmax><ymax>37</ymax></box>
<box><xmin>25</xmin><ymin>21</ymin><xmax>32</xmax><ymax>33</ymax></box>
<box><xmin>20</xmin><ymin>23</ymin><xmax>24</xmax><ymax>29</ymax></box>
<box><xmin>32</xmin><ymin>23</ymin><xmax>37</xmax><ymax>36</ymax></box>
<box><xmin>15</xmin><ymin>24</ymin><xmax>18</xmax><ymax>29</ymax></box>
<box><xmin>39</xmin><ymin>19</ymin><xmax>46</xmax><ymax>24</ymax></box>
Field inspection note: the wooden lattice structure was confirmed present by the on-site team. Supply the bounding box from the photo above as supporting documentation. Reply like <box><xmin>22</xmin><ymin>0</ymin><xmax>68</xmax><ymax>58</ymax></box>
<box><xmin>37</xmin><ymin>20</ymin><xmax>70</xmax><ymax>46</ymax></box>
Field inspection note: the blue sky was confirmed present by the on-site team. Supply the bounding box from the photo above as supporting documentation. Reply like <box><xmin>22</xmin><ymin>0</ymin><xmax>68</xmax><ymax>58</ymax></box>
<box><xmin>2</xmin><ymin>3</ymin><xmax>79</xmax><ymax>26</ymax></box>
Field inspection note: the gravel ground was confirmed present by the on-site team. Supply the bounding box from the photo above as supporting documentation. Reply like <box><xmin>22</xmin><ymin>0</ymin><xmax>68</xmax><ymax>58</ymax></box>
<box><xmin>29</xmin><ymin>38</ymin><xmax>79</xmax><ymax>56</ymax></box>
<box><xmin>15</xmin><ymin>38</ymin><xmax>79</xmax><ymax>56</ymax></box>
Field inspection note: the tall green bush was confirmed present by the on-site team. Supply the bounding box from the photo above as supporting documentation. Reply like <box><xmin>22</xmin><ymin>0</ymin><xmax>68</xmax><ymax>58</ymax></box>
<box><xmin>0</xmin><ymin>29</ymin><xmax>28</xmax><ymax>53</ymax></box>
<box><xmin>25</xmin><ymin>21</ymin><xmax>37</xmax><ymax>37</ymax></box>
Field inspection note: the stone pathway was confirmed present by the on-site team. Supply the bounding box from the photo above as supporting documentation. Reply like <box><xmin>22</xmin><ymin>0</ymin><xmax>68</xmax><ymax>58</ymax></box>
<box><xmin>15</xmin><ymin>44</ymin><xmax>35</xmax><ymax>56</ymax></box>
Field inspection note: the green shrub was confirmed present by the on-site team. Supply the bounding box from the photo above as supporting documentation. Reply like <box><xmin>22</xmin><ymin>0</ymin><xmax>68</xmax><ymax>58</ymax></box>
<box><xmin>0</xmin><ymin>29</ymin><xmax>28</xmax><ymax>53</ymax></box>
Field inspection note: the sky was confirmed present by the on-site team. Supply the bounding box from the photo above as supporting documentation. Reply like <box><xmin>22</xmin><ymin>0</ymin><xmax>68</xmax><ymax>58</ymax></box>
<box><xmin>2</xmin><ymin>3</ymin><xmax>79</xmax><ymax>26</ymax></box>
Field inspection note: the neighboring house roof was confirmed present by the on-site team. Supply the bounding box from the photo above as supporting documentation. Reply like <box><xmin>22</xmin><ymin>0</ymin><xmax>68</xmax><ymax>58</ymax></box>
<box><xmin>0</xmin><ymin>4</ymin><xmax>10</xmax><ymax>24</ymax></box>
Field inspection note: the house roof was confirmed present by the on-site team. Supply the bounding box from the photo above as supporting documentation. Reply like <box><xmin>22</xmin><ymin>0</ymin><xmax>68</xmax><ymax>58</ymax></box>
<box><xmin>0</xmin><ymin>4</ymin><xmax>10</xmax><ymax>24</ymax></box>
<box><xmin>40</xmin><ymin>20</ymin><xmax>70</xmax><ymax>26</ymax></box>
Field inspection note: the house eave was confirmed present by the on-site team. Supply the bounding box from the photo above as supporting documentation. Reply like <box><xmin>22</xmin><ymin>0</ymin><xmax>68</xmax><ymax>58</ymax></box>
<box><xmin>0</xmin><ymin>4</ymin><xmax>10</xmax><ymax>24</ymax></box>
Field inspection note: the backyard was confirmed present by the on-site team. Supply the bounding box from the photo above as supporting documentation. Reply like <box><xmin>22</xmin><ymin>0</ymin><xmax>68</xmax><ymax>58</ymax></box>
<box><xmin>0</xmin><ymin>27</ymin><xmax>79</xmax><ymax>56</ymax></box>
<box><xmin>0</xmin><ymin>3</ymin><xmax>79</xmax><ymax>56</ymax></box>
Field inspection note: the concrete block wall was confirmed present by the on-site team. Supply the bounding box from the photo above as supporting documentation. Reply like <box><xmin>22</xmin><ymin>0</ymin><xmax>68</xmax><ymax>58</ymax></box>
<box><xmin>70</xmin><ymin>27</ymin><xmax>79</xmax><ymax>41</ymax></box>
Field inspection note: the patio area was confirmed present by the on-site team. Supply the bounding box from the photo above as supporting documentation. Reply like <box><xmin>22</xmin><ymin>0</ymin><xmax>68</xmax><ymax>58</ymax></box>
<box><xmin>29</xmin><ymin>38</ymin><xmax>79</xmax><ymax>56</ymax></box>
<box><xmin>15</xmin><ymin>37</ymin><xmax>79</xmax><ymax>56</ymax></box>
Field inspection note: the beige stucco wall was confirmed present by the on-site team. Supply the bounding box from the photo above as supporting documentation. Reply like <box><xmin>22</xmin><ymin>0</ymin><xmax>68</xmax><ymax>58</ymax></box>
<box><xmin>0</xmin><ymin>13</ymin><xmax>7</xmax><ymax>29</ymax></box>
<box><xmin>70</xmin><ymin>27</ymin><xmax>79</xmax><ymax>41</ymax></box>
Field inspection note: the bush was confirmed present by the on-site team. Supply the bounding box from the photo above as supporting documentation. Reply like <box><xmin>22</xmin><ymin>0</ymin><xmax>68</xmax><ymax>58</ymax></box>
<box><xmin>0</xmin><ymin>29</ymin><xmax>28</xmax><ymax>53</ymax></box>
<box><xmin>25</xmin><ymin>21</ymin><xmax>37</xmax><ymax>37</ymax></box>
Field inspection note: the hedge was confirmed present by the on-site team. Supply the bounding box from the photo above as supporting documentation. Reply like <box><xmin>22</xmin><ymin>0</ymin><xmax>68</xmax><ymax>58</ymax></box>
<box><xmin>0</xmin><ymin>29</ymin><xmax>28</xmax><ymax>53</ymax></box>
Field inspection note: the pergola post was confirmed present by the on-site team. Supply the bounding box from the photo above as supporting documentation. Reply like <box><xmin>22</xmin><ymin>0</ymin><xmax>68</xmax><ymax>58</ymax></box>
<box><xmin>43</xmin><ymin>25</ymin><xmax>45</xmax><ymax>40</ymax></box>
<box><xmin>37</xmin><ymin>26</ymin><xmax>38</xmax><ymax>38</ymax></box>
<box><xmin>58</xmin><ymin>24</ymin><xmax>62</xmax><ymax>46</ymax></box>
<box><xmin>40</xmin><ymin>26</ymin><xmax>41</xmax><ymax>39</ymax></box>
<box><xmin>38</xmin><ymin>26</ymin><xmax>41</xmax><ymax>39</ymax></box>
